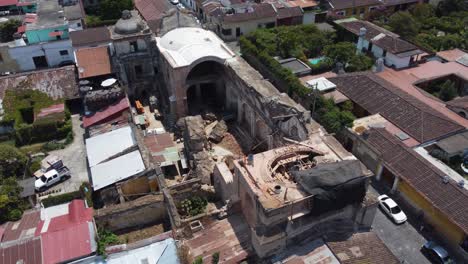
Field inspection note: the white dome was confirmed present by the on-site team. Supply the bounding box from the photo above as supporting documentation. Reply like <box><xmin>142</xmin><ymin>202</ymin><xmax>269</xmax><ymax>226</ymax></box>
<box><xmin>157</xmin><ymin>28</ymin><xmax>235</xmax><ymax>68</ymax></box>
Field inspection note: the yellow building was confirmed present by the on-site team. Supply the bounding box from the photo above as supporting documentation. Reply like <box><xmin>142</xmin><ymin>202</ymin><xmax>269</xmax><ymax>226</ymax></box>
<box><xmin>347</xmin><ymin>127</ymin><xmax>468</xmax><ymax>259</ymax></box>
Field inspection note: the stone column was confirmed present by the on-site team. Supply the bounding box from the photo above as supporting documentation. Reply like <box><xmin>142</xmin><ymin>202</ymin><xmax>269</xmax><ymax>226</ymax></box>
<box><xmin>391</xmin><ymin>176</ymin><xmax>399</xmax><ymax>194</ymax></box>
<box><xmin>250</xmin><ymin>112</ymin><xmax>256</xmax><ymax>138</ymax></box>
<box><xmin>375</xmin><ymin>161</ymin><xmax>384</xmax><ymax>181</ymax></box>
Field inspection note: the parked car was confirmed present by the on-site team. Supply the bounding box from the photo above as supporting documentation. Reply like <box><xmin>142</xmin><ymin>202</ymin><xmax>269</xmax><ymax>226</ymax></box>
<box><xmin>377</xmin><ymin>194</ymin><xmax>407</xmax><ymax>224</ymax></box>
<box><xmin>35</xmin><ymin>167</ymin><xmax>70</xmax><ymax>192</ymax></box>
<box><xmin>421</xmin><ymin>241</ymin><xmax>453</xmax><ymax>264</ymax></box>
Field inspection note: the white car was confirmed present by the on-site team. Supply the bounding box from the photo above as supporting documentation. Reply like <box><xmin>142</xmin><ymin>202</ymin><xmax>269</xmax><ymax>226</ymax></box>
<box><xmin>35</xmin><ymin>167</ymin><xmax>70</xmax><ymax>192</ymax></box>
<box><xmin>378</xmin><ymin>194</ymin><xmax>407</xmax><ymax>224</ymax></box>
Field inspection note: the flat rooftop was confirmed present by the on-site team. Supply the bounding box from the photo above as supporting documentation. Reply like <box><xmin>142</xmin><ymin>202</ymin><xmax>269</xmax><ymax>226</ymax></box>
<box><xmin>234</xmin><ymin>133</ymin><xmax>367</xmax><ymax>209</ymax></box>
<box><xmin>26</xmin><ymin>0</ymin><xmax>67</xmax><ymax>30</ymax></box>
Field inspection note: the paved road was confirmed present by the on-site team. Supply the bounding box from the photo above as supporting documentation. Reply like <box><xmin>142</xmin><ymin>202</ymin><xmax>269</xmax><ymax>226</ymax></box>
<box><xmin>47</xmin><ymin>115</ymin><xmax>88</xmax><ymax>194</ymax></box>
<box><xmin>369</xmin><ymin>185</ymin><xmax>431</xmax><ymax>264</ymax></box>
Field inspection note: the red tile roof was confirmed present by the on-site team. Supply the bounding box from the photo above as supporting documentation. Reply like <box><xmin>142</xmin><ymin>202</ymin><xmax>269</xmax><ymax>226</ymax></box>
<box><xmin>223</xmin><ymin>4</ymin><xmax>276</xmax><ymax>23</ymax></box>
<box><xmin>328</xmin><ymin>0</ymin><xmax>381</xmax><ymax>9</ymax></box>
<box><xmin>70</xmin><ymin>27</ymin><xmax>111</xmax><ymax>47</ymax></box>
<box><xmin>37</xmin><ymin>103</ymin><xmax>65</xmax><ymax>118</ymax></box>
<box><xmin>75</xmin><ymin>46</ymin><xmax>112</xmax><ymax>79</ymax></box>
<box><xmin>366</xmin><ymin>128</ymin><xmax>468</xmax><ymax>234</ymax></box>
<box><xmin>37</xmin><ymin>200</ymin><xmax>95</xmax><ymax>264</ymax></box>
<box><xmin>329</xmin><ymin>73</ymin><xmax>465</xmax><ymax>143</ymax></box>
<box><xmin>135</xmin><ymin>0</ymin><xmax>173</xmax><ymax>21</ymax></box>
<box><xmin>83</xmin><ymin>97</ymin><xmax>130</xmax><ymax>128</ymax></box>
<box><xmin>338</xmin><ymin>20</ymin><xmax>419</xmax><ymax>54</ymax></box>
<box><xmin>1</xmin><ymin>210</ymin><xmax>40</xmax><ymax>243</ymax></box>
<box><xmin>0</xmin><ymin>237</ymin><xmax>42</xmax><ymax>264</ymax></box>
<box><xmin>378</xmin><ymin>61</ymin><xmax>468</xmax><ymax>128</ymax></box>
<box><xmin>276</xmin><ymin>6</ymin><xmax>303</xmax><ymax>20</ymax></box>
<box><xmin>41</xmin><ymin>222</ymin><xmax>93</xmax><ymax>264</ymax></box>
<box><xmin>437</xmin><ymin>49</ymin><xmax>467</xmax><ymax>62</ymax></box>
<box><xmin>327</xmin><ymin>231</ymin><xmax>399</xmax><ymax>264</ymax></box>
<box><xmin>0</xmin><ymin>0</ymin><xmax>17</xmax><ymax>7</ymax></box>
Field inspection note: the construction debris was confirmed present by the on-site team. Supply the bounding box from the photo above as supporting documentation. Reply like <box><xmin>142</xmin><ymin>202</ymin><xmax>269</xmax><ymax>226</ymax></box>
<box><xmin>209</xmin><ymin>120</ymin><xmax>228</xmax><ymax>143</ymax></box>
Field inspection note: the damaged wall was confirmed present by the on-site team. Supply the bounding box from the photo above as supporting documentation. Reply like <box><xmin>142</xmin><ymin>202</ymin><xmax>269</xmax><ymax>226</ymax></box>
<box><xmin>94</xmin><ymin>194</ymin><xmax>167</xmax><ymax>232</ymax></box>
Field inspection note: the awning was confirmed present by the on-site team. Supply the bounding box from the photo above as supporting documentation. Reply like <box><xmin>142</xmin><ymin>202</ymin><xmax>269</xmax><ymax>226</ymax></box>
<box><xmin>17</xmin><ymin>25</ymin><xmax>26</xmax><ymax>33</ymax></box>
<box><xmin>48</xmin><ymin>31</ymin><xmax>63</xmax><ymax>37</ymax></box>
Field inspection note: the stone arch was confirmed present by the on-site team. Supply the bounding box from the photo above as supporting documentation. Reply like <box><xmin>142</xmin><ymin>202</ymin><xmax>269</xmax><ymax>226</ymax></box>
<box><xmin>184</xmin><ymin>60</ymin><xmax>227</xmax><ymax>115</ymax></box>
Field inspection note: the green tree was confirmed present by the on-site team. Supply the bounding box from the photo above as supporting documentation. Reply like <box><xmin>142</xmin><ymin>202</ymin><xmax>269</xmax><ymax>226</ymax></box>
<box><xmin>439</xmin><ymin>80</ymin><xmax>457</xmax><ymax>101</ymax></box>
<box><xmin>388</xmin><ymin>12</ymin><xmax>420</xmax><ymax>39</ymax></box>
<box><xmin>0</xmin><ymin>177</ymin><xmax>24</xmax><ymax>223</ymax></box>
<box><xmin>410</xmin><ymin>4</ymin><xmax>435</xmax><ymax>20</ymax></box>
<box><xmin>193</xmin><ymin>256</ymin><xmax>203</xmax><ymax>264</ymax></box>
<box><xmin>211</xmin><ymin>252</ymin><xmax>220</xmax><ymax>264</ymax></box>
<box><xmin>99</xmin><ymin>0</ymin><xmax>133</xmax><ymax>20</ymax></box>
<box><xmin>323</xmin><ymin>42</ymin><xmax>356</xmax><ymax>65</ymax></box>
<box><xmin>0</xmin><ymin>144</ymin><xmax>27</xmax><ymax>179</ymax></box>
<box><xmin>0</xmin><ymin>19</ymin><xmax>21</xmax><ymax>42</ymax></box>
<box><xmin>437</xmin><ymin>0</ymin><xmax>468</xmax><ymax>16</ymax></box>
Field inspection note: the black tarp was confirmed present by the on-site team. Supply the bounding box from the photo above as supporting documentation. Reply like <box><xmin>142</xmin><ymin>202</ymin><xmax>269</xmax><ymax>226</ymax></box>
<box><xmin>290</xmin><ymin>160</ymin><xmax>367</xmax><ymax>215</ymax></box>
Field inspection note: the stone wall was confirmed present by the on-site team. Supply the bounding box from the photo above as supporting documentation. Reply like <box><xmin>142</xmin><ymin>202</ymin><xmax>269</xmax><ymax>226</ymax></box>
<box><xmin>94</xmin><ymin>194</ymin><xmax>167</xmax><ymax>232</ymax></box>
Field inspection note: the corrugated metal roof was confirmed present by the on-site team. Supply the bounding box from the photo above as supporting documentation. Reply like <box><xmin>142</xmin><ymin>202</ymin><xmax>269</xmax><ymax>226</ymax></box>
<box><xmin>83</xmin><ymin>97</ymin><xmax>129</xmax><ymax>128</ymax></box>
<box><xmin>90</xmin><ymin>150</ymin><xmax>146</xmax><ymax>190</ymax></box>
<box><xmin>85</xmin><ymin>126</ymin><xmax>136</xmax><ymax>167</ymax></box>
<box><xmin>107</xmin><ymin>238</ymin><xmax>179</xmax><ymax>264</ymax></box>
<box><xmin>0</xmin><ymin>237</ymin><xmax>42</xmax><ymax>264</ymax></box>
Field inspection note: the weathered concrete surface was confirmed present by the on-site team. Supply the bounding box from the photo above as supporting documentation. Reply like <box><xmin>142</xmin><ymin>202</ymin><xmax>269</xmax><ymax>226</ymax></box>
<box><xmin>0</xmin><ymin>66</ymin><xmax>78</xmax><ymax>100</ymax></box>
<box><xmin>47</xmin><ymin>115</ymin><xmax>89</xmax><ymax>195</ymax></box>
<box><xmin>94</xmin><ymin>194</ymin><xmax>167</xmax><ymax>232</ymax></box>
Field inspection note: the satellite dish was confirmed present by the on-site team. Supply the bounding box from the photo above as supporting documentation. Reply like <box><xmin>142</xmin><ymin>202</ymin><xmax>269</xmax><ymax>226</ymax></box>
<box><xmin>101</xmin><ymin>78</ymin><xmax>117</xmax><ymax>87</ymax></box>
<box><xmin>78</xmin><ymin>67</ymin><xmax>84</xmax><ymax>73</ymax></box>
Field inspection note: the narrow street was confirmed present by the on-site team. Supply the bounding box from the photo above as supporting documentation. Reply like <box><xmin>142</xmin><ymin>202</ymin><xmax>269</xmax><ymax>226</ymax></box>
<box><xmin>369</xmin><ymin>184</ymin><xmax>431</xmax><ymax>264</ymax></box>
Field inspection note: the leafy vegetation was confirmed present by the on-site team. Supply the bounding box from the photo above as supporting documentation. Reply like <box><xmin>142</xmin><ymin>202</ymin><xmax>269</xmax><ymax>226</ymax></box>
<box><xmin>426</xmin><ymin>79</ymin><xmax>458</xmax><ymax>101</ymax></box>
<box><xmin>41</xmin><ymin>191</ymin><xmax>82</xmax><ymax>208</ymax></box>
<box><xmin>0</xmin><ymin>19</ymin><xmax>21</xmax><ymax>42</ymax></box>
<box><xmin>178</xmin><ymin>196</ymin><xmax>208</xmax><ymax>217</ymax></box>
<box><xmin>2</xmin><ymin>89</ymin><xmax>72</xmax><ymax>147</ymax></box>
<box><xmin>0</xmin><ymin>144</ymin><xmax>28</xmax><ymax>179</ymax></box>
<box><xmin>212</xmin><ymin>252</ymin><xmax>220</xmax><ymax>264</ymax></box>
<box><xmin>97</xmin><ymin>228</ymin><xmax>121</xmax><ymax>256</ymax></box>
<box><xmin>85</xmin><ymin>0</ymin><xmax>133</xmax><ymax>27</ymax></box>
<box><xmin>240</xmin><ymin>25</ymin><xmax>358</xmax><ymax>134</ymax></box>
<box><xmin>193</xmin><ymin>256</ymin><xmax>203</xmax><ymax>264</ymax></box>
<box><xmin>371</xmin><ymin>2</ymin><xmax>467</xmax><ymax>51</ymax></box>
<box><xmin>0</xmin><ymin>177</ymin><xmax>26</xmax><ymax>223</ymax></box>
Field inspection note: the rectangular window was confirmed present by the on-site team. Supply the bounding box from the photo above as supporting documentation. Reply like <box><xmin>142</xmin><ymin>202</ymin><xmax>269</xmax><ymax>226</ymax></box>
<box><xmin>336</xmin><ymin>11</ymin><xmax>345</xmax><ymax>16</ymax></box>
<box><xmin>236</xmin><ymin>27</ymin><xmax>241</xmax><ymax>37</ymax></box>
<box><xmin>383</xmin><ymin>50</ymin><xmax>387</xmax><ymax>57</ymax></box>
<box><xmin>59</xmin><ymin>50</ymin><xmax>68</xmax><ymax>56</ymax></box>
<box><xmin>360</xmin><ymin>8</ymin><xmax>365</xmax><ymax>14</ymax></box>
<box><xmin>265</xmin><ymin>22</ymin><xmax>275</xmax><ymax>28</ymax></box>
<box><xmin>221</xmin><ymin>28</ymin><xmax>232</xmax><ymax>36</ymax></box>
<box><xmin>130</xmin><ymin>41</ymin><xmax>138</xmax><ymax>52</ymax></box>
<box><xmin>0</xmin><ymin>53</ymin><xmax>3</xmax><ymax>63</ymax></box>
<box><xmin>135</xmin><ymin>65</ymin><xmax>143</xmax><ymax>77</ymax></box>
<box><xmin>352</xmin><ymin>8</ymin><xmax>357</xmax><ymax>15</ymax></box>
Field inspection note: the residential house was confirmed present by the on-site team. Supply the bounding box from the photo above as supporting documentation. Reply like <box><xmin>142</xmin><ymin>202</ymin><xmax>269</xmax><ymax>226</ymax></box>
<box><xmin>2</xmin><ymin>0</ymin><xmax>75</xmax><ymax>71</ymax></box>
<box><xmin>336</xmin><ymin>18</ymin><xmax>424</xmax><ymax>69</ymax></box>
<box><xmin>347</xmin><ymin>127</ymin><xmax>468</xmax><ymax>259</ymax></box>
<box><xmin>326</xmin><ymin>0</ymin><xmax>382</xmax><ymax>18</ymax></box>
<box><xmin>381</xmin><ymin>0</ymin><xmax>421</xmax><ymax>13</ymax></box>
<box><xmin>284</xmin><ymin>0</ymin><xmax>320</xmax><ymax>24</ymax></box>
<box><xmin>64</xmin><ymin>1</ymin><xmax>85</xmax><ymax>31</ymax></box>
<box><xmin>0</xmin><ymin>0</ymin><xmax>37</xmax><ymax>13</ymax></box>
<box><xmin>206</xmin><ymin>3</ymin><xmax>277</xmax><ymax>41</ymax></box>
<box><xmin>0</xmin><ymin>200</ymin><xmax>97</xmax><ymax>264</ymax></box>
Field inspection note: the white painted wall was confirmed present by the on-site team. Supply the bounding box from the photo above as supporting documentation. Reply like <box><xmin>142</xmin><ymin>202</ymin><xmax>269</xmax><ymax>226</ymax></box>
<box><xmin>68</xmin><ymin>19</ymin><xmax>83</xmax><ymax>31</ymax></box>
<box><xmin>220</xmin><ymin>18</ymin><xmax>276</xmax><ymax>41</ymax></box>
<box><xmin>8</xmin><ymin>40</ymin><xmax>74</xmax><ymax>71</ymax></box>
<box><xmin>385</xmin><ymin>52</ymin><xmax>411</xmax><ymax>69</ymax></box>
<box><xmin>303</xmin><ymin>12</ymin><xmax>315</xmax><ymax>24</ymax></box>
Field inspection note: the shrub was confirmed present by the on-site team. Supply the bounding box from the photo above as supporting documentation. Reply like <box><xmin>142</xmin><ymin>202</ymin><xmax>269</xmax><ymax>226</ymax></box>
<box><xmin>179</xmin><ymin>196</ymin><xmax>208</xmax><ymax>217</ymax></box>
<box><xmin>0</xmin><ymin>144</ymin><xmax>28</xmax><ymax>178</ymax></box>
<box><xmin>41</xmin><ymin>191</ymin><xmax>81</xmax><ymax>208</ymax></box>
<box><xmin>7</xmin><ymin>208</ymin><xmax>23</xmax><ymax>221</ymax></box>
<box><xmin>97</xmin><ymin>228</ymin><xmax>121</xmax><ymax>256</ymax></box>
<box><xmin>80</xmin><ymin>182</ymin><xmax>93</xmax><ymax>208</ymax></box>
<box><xmin>193</xmin><ymin>256</ymin><xmax>203</xmax><ymax>264</ymax></box>
<box><xmin>211</xmin><ymin>252</ymin><xmax>220</xmax><ymax>264</ymax></box>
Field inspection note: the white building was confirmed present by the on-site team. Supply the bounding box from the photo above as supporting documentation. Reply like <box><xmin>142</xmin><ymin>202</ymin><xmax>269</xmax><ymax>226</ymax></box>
<box><xmin>7</xmin><ymin>39</ymin><xmax>74</xmax><ymax>71</ymax></box>
<box><xmin>336</xmin><ymin>18</ymin><xmax>424</xmax><ymax>69</ymax></box>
